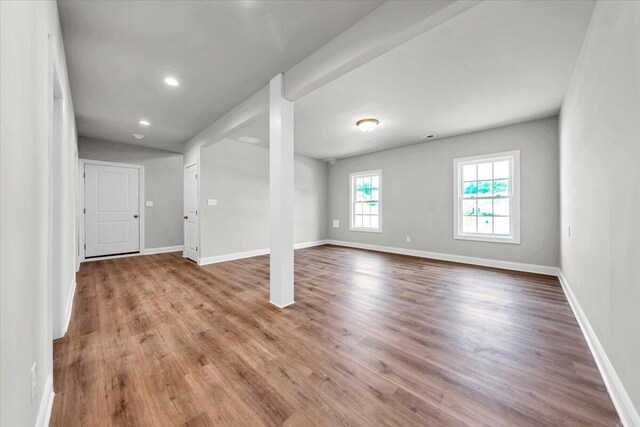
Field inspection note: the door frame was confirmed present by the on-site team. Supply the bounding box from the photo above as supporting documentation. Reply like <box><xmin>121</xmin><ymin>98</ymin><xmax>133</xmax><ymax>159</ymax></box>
<box><xmin>184</xmin><ymin>161</ymin><xmax>199</xmax><ymax>262</ymax></box>
<box><xmin>78</xmin><ymin>159</ymin><xmax>145</xmax><ymax>262</ymax></box>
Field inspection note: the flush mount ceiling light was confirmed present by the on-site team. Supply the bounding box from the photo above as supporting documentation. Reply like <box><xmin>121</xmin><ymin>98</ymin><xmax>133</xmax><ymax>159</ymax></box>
<box><xmin>356</xmin><ymin>118</ymin><xmax>379</xmax><ymax>133</ymax></box>
<box><xmin>163</xmin><ymin>76</ymin><xmax>180</xmax><ymax>87</ymax></box>
<box><xmin>139</xmin><ymin>119</ymin><xmax>150</xmax><ymax>126</ymax></box>
<box><xmin>132</xmin><ymin>133</ymin><xmax>144</xmax><ymax>139</ymax></box>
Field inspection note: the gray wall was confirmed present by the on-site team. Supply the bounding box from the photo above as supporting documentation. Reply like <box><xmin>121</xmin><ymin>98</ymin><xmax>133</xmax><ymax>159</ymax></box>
<box><xmin>328</xmin><ymin>116</ymin><xmax>559</xmax><ymax>267</ymax></box>
<box><xmin>200</xmin><ymin>138</ymin><xmax>327</xmax><ymax>258</ymax></box>
<box><xmin>560</xmin><ymin>0</ymin><xmax>640</xmax><ymax>414</ymax></box>
<box><xmin>79</xmin><ymin>138</ymin><xmax>184</xmax><ymax>249</ymax></box>
<box><xmin>1</xmin><ymin>2</ymin><xmax>78</xmax><ymax>425</ymax></box>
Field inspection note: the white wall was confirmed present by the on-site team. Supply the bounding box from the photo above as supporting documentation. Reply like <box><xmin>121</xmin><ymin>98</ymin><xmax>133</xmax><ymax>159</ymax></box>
<box><xmin>78</xmin><ymin>137</ymin><xmax>184</xmax><ymax>250</ymax></box>
<box><xmin>199</xmin><ymin>139</ymin><xmax>327</xmax><ymax>258</ymax></box>
<box><xmin>560</xmin><ymin>0</ymin><xmax>640</xmax><ymax>420</ymax></box>
<box><xmin>1</xmin><ymin>1</ymin><xmax>78</xmax><ymax>425</ymax></box>
<box><xmin>328</xmin><ymin>117</ymin><xmax>560</xmax><ymax>268</ymax></box>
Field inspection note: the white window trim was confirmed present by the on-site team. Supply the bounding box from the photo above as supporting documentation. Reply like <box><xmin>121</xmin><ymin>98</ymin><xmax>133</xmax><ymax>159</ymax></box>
<box><xmin>350</xmin><ymin>169</ymin><xmax>382</xmax><ymax>233</ymax></box>
<box><xmin>453</xmin><ymin>150</ymin><xmax>520</xmax><ymax>244</ymax></box>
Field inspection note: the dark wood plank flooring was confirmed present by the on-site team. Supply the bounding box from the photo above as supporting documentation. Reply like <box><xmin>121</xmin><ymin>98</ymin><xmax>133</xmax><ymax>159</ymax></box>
<box><xmin>51</xmin><ymin>245</ymin><xmax>620</xmax><ymax>426</ymax></box>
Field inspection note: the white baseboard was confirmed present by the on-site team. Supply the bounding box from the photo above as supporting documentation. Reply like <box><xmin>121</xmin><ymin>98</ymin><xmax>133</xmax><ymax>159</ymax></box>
<box><xmin>61</xmin><ymin>277</ymin><xmax>76</xmax><ymax>337</ymax></box>
<box><xmin>198</xmin><ymin>240</ymin><xmax>328</xmax><ymax>266</ymax></box>
<box><xmin>325</xmin><ymin>239</ymin><xmax>558</xmax><ymax>275</ymax></box>
<box><xmin>557</xmin><ymin>271</ymin><xmax>639</xmax><ymax>427</ymax></box>
<box><xmin>35</xmin><ymin>374</ymin><xmax>54</xmax><ymax>427</ymax></box>
<box><xmin>143</xmin><ymin>245</ymin><xmax>184</xmax><ymax>255</ymax></box>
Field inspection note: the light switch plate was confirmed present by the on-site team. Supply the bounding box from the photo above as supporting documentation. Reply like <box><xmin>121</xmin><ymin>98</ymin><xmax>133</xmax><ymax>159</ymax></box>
<box><xmin>145</xmin><ymin>201</ymin><xmax>153</xmax><ymax>207</ymax></box>
<box><xmin>208</xmin><ymin>199</ymin><xmax>217</xmax><ymax>206</ymax></box>
<box><xmin>332</xmin><ymin>219</ymin><xmax>339</xmax><ymax>228</ymax></box>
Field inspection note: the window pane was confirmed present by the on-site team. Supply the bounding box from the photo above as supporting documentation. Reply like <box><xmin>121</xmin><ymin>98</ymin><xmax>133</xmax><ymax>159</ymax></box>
<box><xmin>463</xmin><ymin>164</ymin><xmax>476</xmax><ymax>181</ymax></box>
<box><xmin>494</xmin><ymin>160</ymin><xmax>509</xmax><ymax>179</ymax></box>
<box><xmin>372</xmin><ymin>188</ymin><xmax>379</xmax><ymax>201</ymax></box>
<box><xmin>478</xmin><ymin>162</ymin><xmax>492</xmax><ymax>180</ymax></box>
<box><xmin>371</xmin><ymin>175</ymin><xmax>379</xmax><ymax>189</ymax></box>
<box><xmin>363</xmin><ymin>202</ymin><xmax>370</xmax><ymax>215</ymax></box>
<box><xmin>354</xmin><ymin>215</ymin><xmax>363</xmax><ymax>228</ymax></box>
<box><xmin>355</xmin><ymin>202</ymin><xmax>363</xmax><ymax>214</ymax></box>
<box><xmin>463</xmin><ymin>216</ymin><xmax>477</xmax><ymax>233</ymax></box>
<box><xmin>463</xmin><ymin>181</ymin><xmax>478</xmax><ymax>197</ymax></box>
<box><xmin>462</xmin><ymin>199</ymin><xmax>476</xmax><ymax>216</ymax></box>
<box><xmin>478</xmin><ymin>199</ymin><xmax>493</xmax><ymax>216</ymax></box>
<box><xmin>478</xmin><ymin>180</ymin><xmax>492</xmax><ymax>196</ymax></box>
<box><xmin>371</xmin><ymin>215</ymin><xmax>379</xmax><ymax>229</ymax></box>
<box><xmin>494</xmin><ymin>217</ymin><xmax>510</xmax><ymax>235</ymax></box>
<box><xmin>370</xmin><ymin>202</ymin><xmax>378</xmax><ymax>215</ymax></box>
<box><xmin>356</xmin><ymin>188</ymin><xmax>364</xmax><ymax>202</ymax></box>
<box><xmin>478</xmin><ymin>217</ymin><xmax>492</xmax><ymax>234</ymax></box>
<box><xmin>363</xmin><ymin>215</ymin><xmax>371</xmax><ymax>228</ymax></box>
<box><xmin>494</xmin><ymin>198</ymin><xmax>509</xmax><ymax>216</ymax></box>
<box><xmin>494</xmin><ymin>179</ymin><xmax>509</xmax><ymax>197</ymax></box>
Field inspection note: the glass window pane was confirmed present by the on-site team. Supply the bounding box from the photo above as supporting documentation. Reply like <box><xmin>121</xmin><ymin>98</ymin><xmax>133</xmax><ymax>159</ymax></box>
<box><xmin>494</xmin><ymin>179</ymin><xmax>509</xmax><ymax>197</ymax></box>
<box><xmin>463</xmin><ymin>216</ymin><xmax>477</xmax><ymax>233</ymax></box>
<box><xmin>478</xmin><ymin>180</ymin><xmax>492</xmax><ymax>196</ymax></box>
<box><xmin>363</xmin><ymin>215</ymin><xmax>371</xmax><ymax>228</ymax></box>
<box><xmin>363</xmin><ymin>202</ymin><xmax>370</xmax><ymax>215</ymax></box>
<box><xmin>372</xmin><ymin>188</ymin><xmax>379</xmax><ymax>201</ymax></box>
<box><xmin>478</xmin><ymin>162</ymin><xmax>492</xmax><ymax>180</ymax></box>
<box><xmin>371</xmin><ymin>215</ymin><xmax>379</xmax><ymax>229</ymax></box>
<box><xmin>364</xmin><ymin>177</ymin><xmax>372</xmax><ymax>201</ymax></box>
<box><xmin>354</xmin><ymin>215</ymin><xmax>363</xmax><ymax>228</ymax></box>
<box><xmin>370</xmin><ymin>202</ymin><xmax>378</xmax><ymax>215</ymax></box>
<box><xmin>478</xmin><ymin>199</ymin><xmax>493</xmax><ymax>217</ymax></box>
<box><xmin>494</xmin><ymin>198</ymin><xmax>509</xmax><ymax>216</ymax></box>
<box><xmin>355</xmin><ymin>187</ymin><xmax>364</xmax><ymax>202</ymax></box>
<box><xmin>463</xmin><ymin>181</ymin><xmax>478</xmax><ymax>197</ymax></box>
<box><xmin>372</xmin><ymin>175</ymin><xmax>379</xmax><ymax>189</ymax></box>
<box><xmin>462</xmin><ymin>199</ymin><xmax>476</xmax><ymax>216</ymax></box>
<box><xmin>463</xmin><ymin>164</ymin><xmax>476</xmax><ymax>181</ymax></box>
<box><xmin>355</xmin><ymin>202</ymin><xmax>363</xmax><ymax>214</ymax></box>
<box><xmin>478</xmin><ymin>217</ymin><xmax>492</xmax><ymax>234</ymax></box>
<box><xmin>494</xmin><ymin>217</ymin><xmax>510</xmax><ymax>235</ymax></box>
<box><xmin>493</xmin><ymin>160</ymin><xmax>510</xmax><ymax>179</ymax></box>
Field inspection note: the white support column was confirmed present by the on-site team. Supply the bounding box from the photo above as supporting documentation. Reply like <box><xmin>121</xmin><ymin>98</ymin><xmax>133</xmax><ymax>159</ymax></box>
<box><xmin>269</xmin><ymin>73</ymin><xmax>295</xmax><ymax>308</ymax></box>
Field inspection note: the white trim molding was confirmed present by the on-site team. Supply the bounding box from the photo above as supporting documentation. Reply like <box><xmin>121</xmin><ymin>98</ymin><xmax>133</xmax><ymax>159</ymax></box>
<box><xmin>198</xmin><ymin>240</ymin><xmax>328</xmax><ymax>266</ymax></box>
<box><xmin>326</xmin><ymin>239</ymin><xmax>557</xmax><ymax>275</ymax></box>
<box><xmin>60</xmin><ymin>277</ymin><xmax>76</xmax><ymax>338</ymax></box>
<box><xmin>35</xmin><ymin>374</ymin><xmax>54</xmax><ymax>427</ymax></box>
<box><xmin>557</xmin><ymin>271</ymin><xmax>640</xmax><ymax>427</ymax></box>
<box><xmin>143</xmin><ymin>245</ymin><xmax>184</xmax><ymax>255</ymax></box>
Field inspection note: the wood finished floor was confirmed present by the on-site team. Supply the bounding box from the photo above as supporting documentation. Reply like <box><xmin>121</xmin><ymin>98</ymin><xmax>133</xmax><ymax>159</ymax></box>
<box><xmin>51</xmin><ymin>245</ymin><xmax>620</xmax><ymax>426</ymax></box>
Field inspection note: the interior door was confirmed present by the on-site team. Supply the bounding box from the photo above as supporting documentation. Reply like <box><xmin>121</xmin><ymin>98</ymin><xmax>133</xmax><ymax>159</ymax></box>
<box><xmin>85</xmin><ymin>163</ymin><xmax>140</xmax><ymax>257</ymax></box>
<box><xmin>184</xmin><ymin>163</ymin><xmax>198</xmax><ymax>262</ymax></box>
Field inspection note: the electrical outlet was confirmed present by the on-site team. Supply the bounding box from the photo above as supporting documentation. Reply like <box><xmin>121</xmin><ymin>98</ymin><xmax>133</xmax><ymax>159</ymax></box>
<box><xmin>207</xmin><ymin>199</ymin><xmax>217</xmax><ymax>206</ymax></box>
<box><xmin>145</xmin><ymin>201</ymin><xmax>153</xmax><ymax>207</ymax></box>
<box><xmin>30</xmin><ymin>362</ymin><xmax>37</xmax><ymax>402</ymax></box>
<box><xmin>406</xmin><ymin>236</ymin><xmax>411</xmax><ymax>243</ymax></box>
<box><xmin>332</xmin><ymin>219</ymin><xmax>339</xmax><ymax>228</ymax></box>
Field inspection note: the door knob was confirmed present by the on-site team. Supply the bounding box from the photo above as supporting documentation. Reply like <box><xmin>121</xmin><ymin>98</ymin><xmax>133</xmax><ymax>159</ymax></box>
<box><xmin>134</xmin><ymin>214</ymin><xmax>139</xmax><ymax>218</ymax></box>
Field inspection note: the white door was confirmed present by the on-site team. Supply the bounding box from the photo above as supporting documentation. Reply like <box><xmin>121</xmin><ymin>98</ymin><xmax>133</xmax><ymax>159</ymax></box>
<box><xmin>85</xmin><ymin>163</ymin><xmax>140</xmax><ymax>257</ymax></box>
<box><xmin>184</xmin><ymin>163</ymin><xmax>198</xmax><ymax>262</ymax></box>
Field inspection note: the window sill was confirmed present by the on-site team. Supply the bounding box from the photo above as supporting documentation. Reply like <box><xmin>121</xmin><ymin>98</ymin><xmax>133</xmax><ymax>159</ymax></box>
<box><xmin>350</xmin><ymin>227</ymin><xmax>382</xmax><ymax>233</ymax></box>
<box><xmin>454</xmin><ymin>234</ymin><xmax>520</xmax><ymax>245</ymax></box>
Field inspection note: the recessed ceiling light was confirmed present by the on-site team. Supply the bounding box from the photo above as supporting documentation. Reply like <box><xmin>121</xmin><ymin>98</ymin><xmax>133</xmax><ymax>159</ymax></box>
<box><xmin>356</xmin><ymin>118</ymin><xmax>379</xmax><ymax>133</ymax></box>
<box><xmin>139</xmin><ymin>119</ymin><xmax>150</xmax><ymax>126</ymax></box>
<box><xmin>163</xmin><ymin>76</ymin><xmax>180</xmax><ymax>87</ymax></box>
<box><xmin>132</xmin><ymin>133</ymin><xmax>144</xmax><ymax>139</ymax></box>
<box><xmin>237</xmin><ymin>136</ymin><xmax>260</xmax><ymax>144</ymax></box>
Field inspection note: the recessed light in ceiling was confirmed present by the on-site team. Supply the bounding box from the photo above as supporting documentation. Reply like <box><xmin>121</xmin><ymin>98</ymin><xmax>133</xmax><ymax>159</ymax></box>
<box><xmin>132</xmin><ymin>133</ymin><xmax>144</xmax><ymax>139</ymax></box>
<box><xmin>237</xmin><ymin>136</ymin><xmax>260</xmax><ymax>144</ymax></box>
<box><xmin>139</xmin><ymin>119</ymin><xmax>150</xmax><ymax>126</ymax></box>
<box><xmin>356</xmin><ymin>118</ymin><xmax>379</xmax><ymax>133</ymax></box>
<box><xmin>163</xmin><ymin>76</ymin><xmax>180</xmax><ymax>87</ymax></box>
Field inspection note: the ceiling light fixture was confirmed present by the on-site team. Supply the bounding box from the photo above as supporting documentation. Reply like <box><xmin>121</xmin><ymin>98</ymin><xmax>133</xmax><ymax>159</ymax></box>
<box><xmin>132</xmin><ymin>133</ymin><xmax>144</xmax><ymax>139</ymax></box>
<box><xmin>163</xmin><ymin>76</ymin><xmax>180</xmax><ymax>87</ymax></box>
<box><xmin>356</xmin><ymin>118</ymin><xmax>379</xmax><ymax>133</ymax></box>
<box><xmin>139</xmin><ymin>119</ymin><xmax>150</xmax><ymax>126</ymax></box>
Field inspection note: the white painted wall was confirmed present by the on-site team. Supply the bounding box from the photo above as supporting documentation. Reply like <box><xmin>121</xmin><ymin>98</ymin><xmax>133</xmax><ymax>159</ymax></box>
<box><xmin>78</xmin><ymin>137</ymin><xmax>184</xmax><ymax>250</ymax></box>
<box><xmin>327</xmin><ymin>117</ymin><xmax>560</xmax><ymax>268</ymax></box>
<box><xmin>560</xmin><ymin>0</ymin><xmax>640</xmax><ymax>419</ymax></box>
<box><xmin>1</xmin><ymin>1</ymin><xmax>78</xmax><ymax>425</ymax></box>
<box><xmin>199</xmin><ymin>139</ymin><xmax>327</xmax><ymax>258</ymax></box>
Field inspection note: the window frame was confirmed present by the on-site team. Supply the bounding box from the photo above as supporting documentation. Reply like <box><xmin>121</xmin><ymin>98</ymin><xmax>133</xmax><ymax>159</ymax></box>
<box><xmin>349</xmin><ymin>169</ymin><xmax>382</xmax><ymax>233</ymax></box>
<box><xmin>453</xmin><ymin>151</ymin><xmax>520</xmax><ymax>244</ymax></box>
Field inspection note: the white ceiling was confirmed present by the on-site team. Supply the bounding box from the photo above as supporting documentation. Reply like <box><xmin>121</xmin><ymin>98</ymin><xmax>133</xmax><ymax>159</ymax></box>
<box><xmin>58</xmin><ymin>0</ymin><xmax>383</xmax><ymax>152</ymax></box>
<box><xmin>230</xmin><ymin>0</ymin><xmax>595</xmax><ymax>160</ymax></box>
